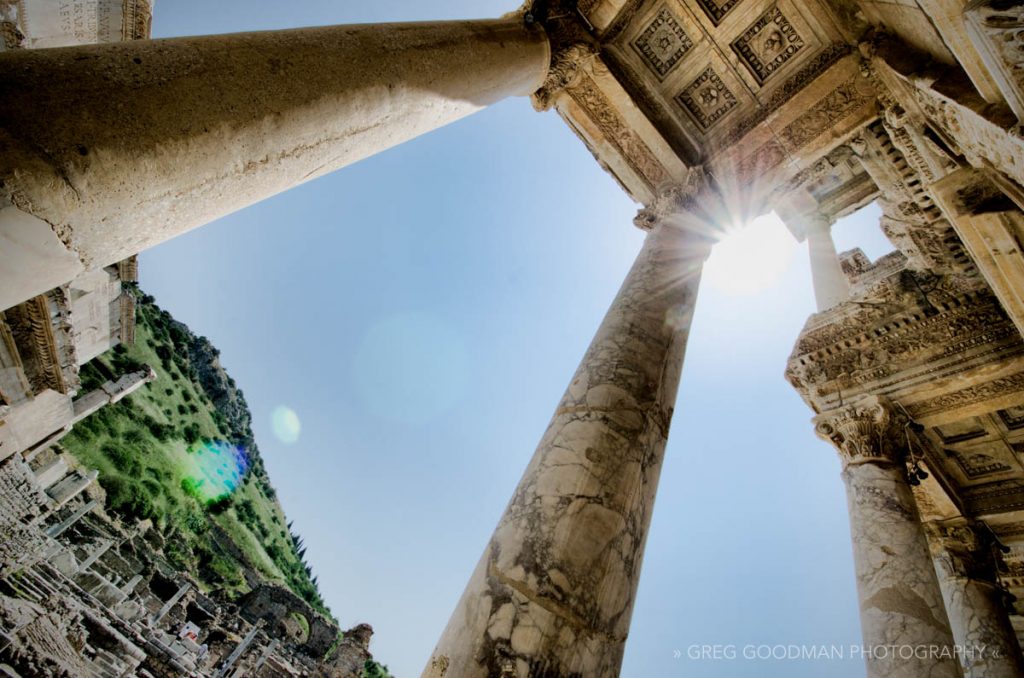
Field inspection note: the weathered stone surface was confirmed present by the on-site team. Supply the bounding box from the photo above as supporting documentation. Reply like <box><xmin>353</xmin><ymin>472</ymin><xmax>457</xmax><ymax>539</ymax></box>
<box><xmin>816</xmin><ymin>398</ymin><xmax>961</xmax><ymax>678</ymax></box>
<box><xmin>427</xmin><ymin>217</ymin><xmax>708</xmax><ymax>677</ymax></box>
<box><xmin>927</xmin><ymin>522</ymin><xmax>1024</xmax><ymax>677</ymax></box>
<box><xmin>0</xmin><ymin>17</ymin><xmax>550</xmax><ymax>310</ymax></box>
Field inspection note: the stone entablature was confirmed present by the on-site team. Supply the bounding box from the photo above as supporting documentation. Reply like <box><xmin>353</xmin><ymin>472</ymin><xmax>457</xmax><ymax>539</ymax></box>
<box><xmin>787</xmin><ymin>266</ymin><xmax>1019</xmax><ymax>415</ymax></box>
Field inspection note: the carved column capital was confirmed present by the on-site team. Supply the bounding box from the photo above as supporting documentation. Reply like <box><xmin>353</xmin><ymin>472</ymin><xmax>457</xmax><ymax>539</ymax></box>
<box><xmin>531</xmin><ymin>43</ymin><xmax>597</xmax><ymax>112</ymax></box>
<box><xmin>926</xmin><ymin>521</ymin><xmax>999</xmax><ymax>583</ymax></box>
<box><xmin>814</xmin><ymin>395</ymin><xmax>909</xmax><ymax>467</ymax></box>
<box><xmin>633</xmin><ymin>167</ymin><xmax>720</xmax><ymax>244</ymax></box>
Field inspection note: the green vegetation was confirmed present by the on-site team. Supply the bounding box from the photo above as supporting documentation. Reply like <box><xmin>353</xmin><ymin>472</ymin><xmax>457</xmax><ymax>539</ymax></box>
<box><xmin>362</xmin><ymin>660</ymin><xmax>394</xmax><ymax>678</ymax></box>
<box><xmin>61</xmin><ymin>288</ymin><xmax>328</xmax><ymax>613</ymax></box>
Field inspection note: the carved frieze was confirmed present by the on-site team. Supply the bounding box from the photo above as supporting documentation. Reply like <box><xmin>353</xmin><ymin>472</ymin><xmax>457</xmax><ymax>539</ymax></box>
<box><xmin>732</xmin><ymin>6</ymin><xmax>805</xmax><ymax>84</ymax></box>
<box><xmin>908</xmin><ymin>373</ymin><xmax>1024</xmax><ymax>420</ymax></box>
<box><xmin>675</xmin><ymin>66</ymin><xmax>738</xmax><ymax>130</ymax></box>
<box><xmin>779</xmin><ymin>75</ymin><xmax>871</xmax><ymax>150</ymax></box>
<box><xmin>965</xmin><ymin>480</ymin><xmax>1024</xmax><ymax>515</ymax></box>
<box><xmin>123</xmin><ymin>0</ymin><xmax>153</xmax><ymax>40</ymax></box>
<box><xmin>566</xmin><ymin>71</ymin><xmax>672</xmax><ymax>190</ymax></box>
<box><xmin>787</xmin><ymin>264</ymin><xmax>1021</xmax><ymax>413</ymax></box>
<box><xmin>632</xmin><ymin>6</ymin><xmax>693</xmax><ymax>79</ymax></box>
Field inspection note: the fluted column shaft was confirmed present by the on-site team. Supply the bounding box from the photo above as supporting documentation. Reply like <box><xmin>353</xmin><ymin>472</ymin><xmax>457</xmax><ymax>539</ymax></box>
<box><xmin>426</xmin><ymin>217</ymin><xmax>709</xmax><ymax>677</ymax></box>
<box><xmin>0</xmin><ymin>17</ymin><xmax>550</xmax><ymax>311</ymax></box>
<box><xmin>927</xmin><ymin>523</ymin><xmax>1024</xmax><ymax>678</ymax></box>
<box><xmin>816</xmin><ymin>397</ymin><xmax>962</xmax><ymax>678</ymax></box>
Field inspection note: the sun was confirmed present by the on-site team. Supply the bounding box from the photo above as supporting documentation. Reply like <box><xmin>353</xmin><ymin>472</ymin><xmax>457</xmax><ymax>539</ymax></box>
<box><xmin>702</xmin><ymin>212</ymin><xmax>796</xmax><ymax>296</ymax></box>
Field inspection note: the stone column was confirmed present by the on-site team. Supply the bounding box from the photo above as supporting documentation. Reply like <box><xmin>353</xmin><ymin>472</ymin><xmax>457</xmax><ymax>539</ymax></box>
<box><xmin>815</xmin><ymin>396</ymin><xmax>962</xmax><ymax>678</ymax></box>
<box><xmin>926</xmin><ymin>522</ymin><xmax>1024</xmax><ymax>678</ymax></box>
<box><xmin>426</xmin><ymin>206</ymin><xmax>711</xmax><ymax>677</ymax></box>
<box><xmin>804</xmin><ymin>214</ymin><xmax>850</xmax><ymax>312</ymax></box>
<box><xmin>0</xmin><ymin>17</ymin><xmax>550</xmax><ymax>311</ymax></box>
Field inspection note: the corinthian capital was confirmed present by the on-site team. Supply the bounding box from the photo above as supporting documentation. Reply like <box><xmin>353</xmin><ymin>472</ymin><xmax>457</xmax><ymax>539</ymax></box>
<box><xmin>532</xmin><ymin>43</ymin><xmax>597</xmax><ymax>111</ymax></box>
<box><xmin>813</xmin><ymin>395</ymin><xmax>909</xmax><ymax>467</ymax></box>
<box><xmin>926</xmin><ymin>521</ymin><xmax>998</xmax><ymax>582</ymax></box>
<box><xmin>633</xmin><ymin>167</ymin><xmax>718</xmax><ymax>232</ymax></box>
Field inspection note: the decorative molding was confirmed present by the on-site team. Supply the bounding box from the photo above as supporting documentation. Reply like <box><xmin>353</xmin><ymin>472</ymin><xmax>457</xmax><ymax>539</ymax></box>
<box><xmin>788</xmin><ymin>273</ymin><xmax>1015</xmax><ymax>399</ymax></box>
<box><xmin>950</xmin><ymin>450</ymin><xmax>1013</xmax><ymax>479</ymax></box>
<box><xmin>779</xmin><ymin>75</ymin><xmax>872</xmax><ymax>150</ymax></box>
<box><xmin>117</xmin><ymin>255</ymin><xmax>139</xmax><ymax>283</ymax></box>
<box><xmin>123</xmin><ymin>0</ymin><xmax>153</xmax><ymax>40</ymax></box>
<box><xmin>908</xmin><ymin>373</ymin><xmax>1024</xmax><ymax>419</ymax></box>
<box><xmin>731</xmin><ymin>6</ymin><xmax>805</xmax><ymax>84</ymax></box>
<box><xmin>4</xmin><ymin>296</ymin><xmax>65</xmax><ymax>395</ymax></box>
<box><xmin>999</xmin><ymin>408</ymin><xmax>1024</xmax><ymax>430</ymax></box>
<box><xmin>563</xmin><ymin>70</ymin><xmax>673</xmax><ymax>192</ymax></box>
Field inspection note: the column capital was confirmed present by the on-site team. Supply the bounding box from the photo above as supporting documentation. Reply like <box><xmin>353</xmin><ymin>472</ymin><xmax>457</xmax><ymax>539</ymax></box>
<box><xmin>926</xmin><ymin>521</ymin><xmax>999</xmax><ymax>582</ymax></box>
<box><xmin>531</xmin><ymin>42</ymin><xmax>596</xmax><ymax>112</ymax></box>
<box><xmin>632</xmin><ymin>167</ymin><xmax>721</xmax><ymax>248</ymax></box>
<box><xmin>802</xmin><ymin>211</ymin><xmax>835</xmax><ymax>235</ymax></box>
<box><xmin>813</xmin><ymin>395</ymin><xmax>910</xmax><ymax>467</ymax></box>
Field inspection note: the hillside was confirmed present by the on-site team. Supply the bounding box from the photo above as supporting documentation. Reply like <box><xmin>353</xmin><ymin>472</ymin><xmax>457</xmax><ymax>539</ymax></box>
<box><xmin>60</xmin><ymin>287</ymin><xmax>326</xmax><ymax>613</ymax></box>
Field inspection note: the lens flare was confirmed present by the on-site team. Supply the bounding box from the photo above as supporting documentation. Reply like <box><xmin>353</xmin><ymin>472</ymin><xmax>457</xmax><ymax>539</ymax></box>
<box><xmin>703</xmin><ymin>213</ymin><xmax>795</xmax><ymax>296</ymax></box>
<box><xmin>180</xmin><ymin>440</ymin><xmax>249</xmax><ymax>504</ymax></box>
<box><xmin>351</xmin><ymin>311</ymin><xmax>469</xmax><ymax>425</ymax></box>
<box><xmin>271</xmin><ymin>406</ymin><xmax>302</xmax><ymax>445</ymax></box>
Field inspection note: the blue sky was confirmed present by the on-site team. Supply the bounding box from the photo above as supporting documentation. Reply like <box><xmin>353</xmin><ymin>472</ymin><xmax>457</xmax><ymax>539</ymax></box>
<box><xmin>144</xmin><ymin>2</ymin><xmax>894</xmax><ymax>675</ymax></box>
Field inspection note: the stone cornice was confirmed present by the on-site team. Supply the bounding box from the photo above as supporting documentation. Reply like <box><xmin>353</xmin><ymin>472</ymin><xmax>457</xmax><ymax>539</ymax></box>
<box><xmin>786</xmin><ymin>265</ymin><xmax>1016</xmax><ymax>412</ymax></box>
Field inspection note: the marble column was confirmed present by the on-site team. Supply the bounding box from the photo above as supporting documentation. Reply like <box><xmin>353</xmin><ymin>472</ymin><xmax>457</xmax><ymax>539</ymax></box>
<box><xmin>926</xmin><ymin>522</ymin><xmax>1024</xmax><ymax>678</ymax></box>
<box><xmin>804</xmin><ymin>214</ymin><xmax>850</xmax><ymax>312</ymax></box>
<box><xmin>815</xmin><ymin>396</ymin><xmax>962</xmax><ymax>678</ymax></box>
<box><xmin>426</xmin><ymin>211</ymin><xmax>711</xmax><ymax>677</ymax></box>
<box><xmin>0</xmin><ymin>16</ymin><xmax>550</xmax><ymax>311</ymax></box>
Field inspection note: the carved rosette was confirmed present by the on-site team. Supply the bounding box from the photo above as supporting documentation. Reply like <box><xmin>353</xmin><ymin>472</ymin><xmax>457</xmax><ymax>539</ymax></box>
<box><xmin>814</xmin><ymin>396</ymin><xmax>910</xmax><ymax>467</ymax></box>
<box><xmin>531</xmin><ymin>43</ymin><xmax>596</xmax><ymax>112</ymax></box>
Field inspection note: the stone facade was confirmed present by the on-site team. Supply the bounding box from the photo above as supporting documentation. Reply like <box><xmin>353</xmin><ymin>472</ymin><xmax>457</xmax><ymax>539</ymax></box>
<box><xmin>2</xmin><ymin>0</ymin><xmax>1024</xmax><ymax>676</ymax></box>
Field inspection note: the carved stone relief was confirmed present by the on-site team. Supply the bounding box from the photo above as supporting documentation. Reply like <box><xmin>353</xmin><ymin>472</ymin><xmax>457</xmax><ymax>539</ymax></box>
<box><xmin>632</xmin><ymin>6</ymin><xmax>693</xmax><ymax>79</ymax></box>
<box><xmin>675</xmin><ymin>66</ymin><xmax>739</xmax><ymax>130</ymax></box>
<box><xmin>732</xmin><ymin>6</ymin><xmax>805</xmax><ymax>84</ymax></box>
